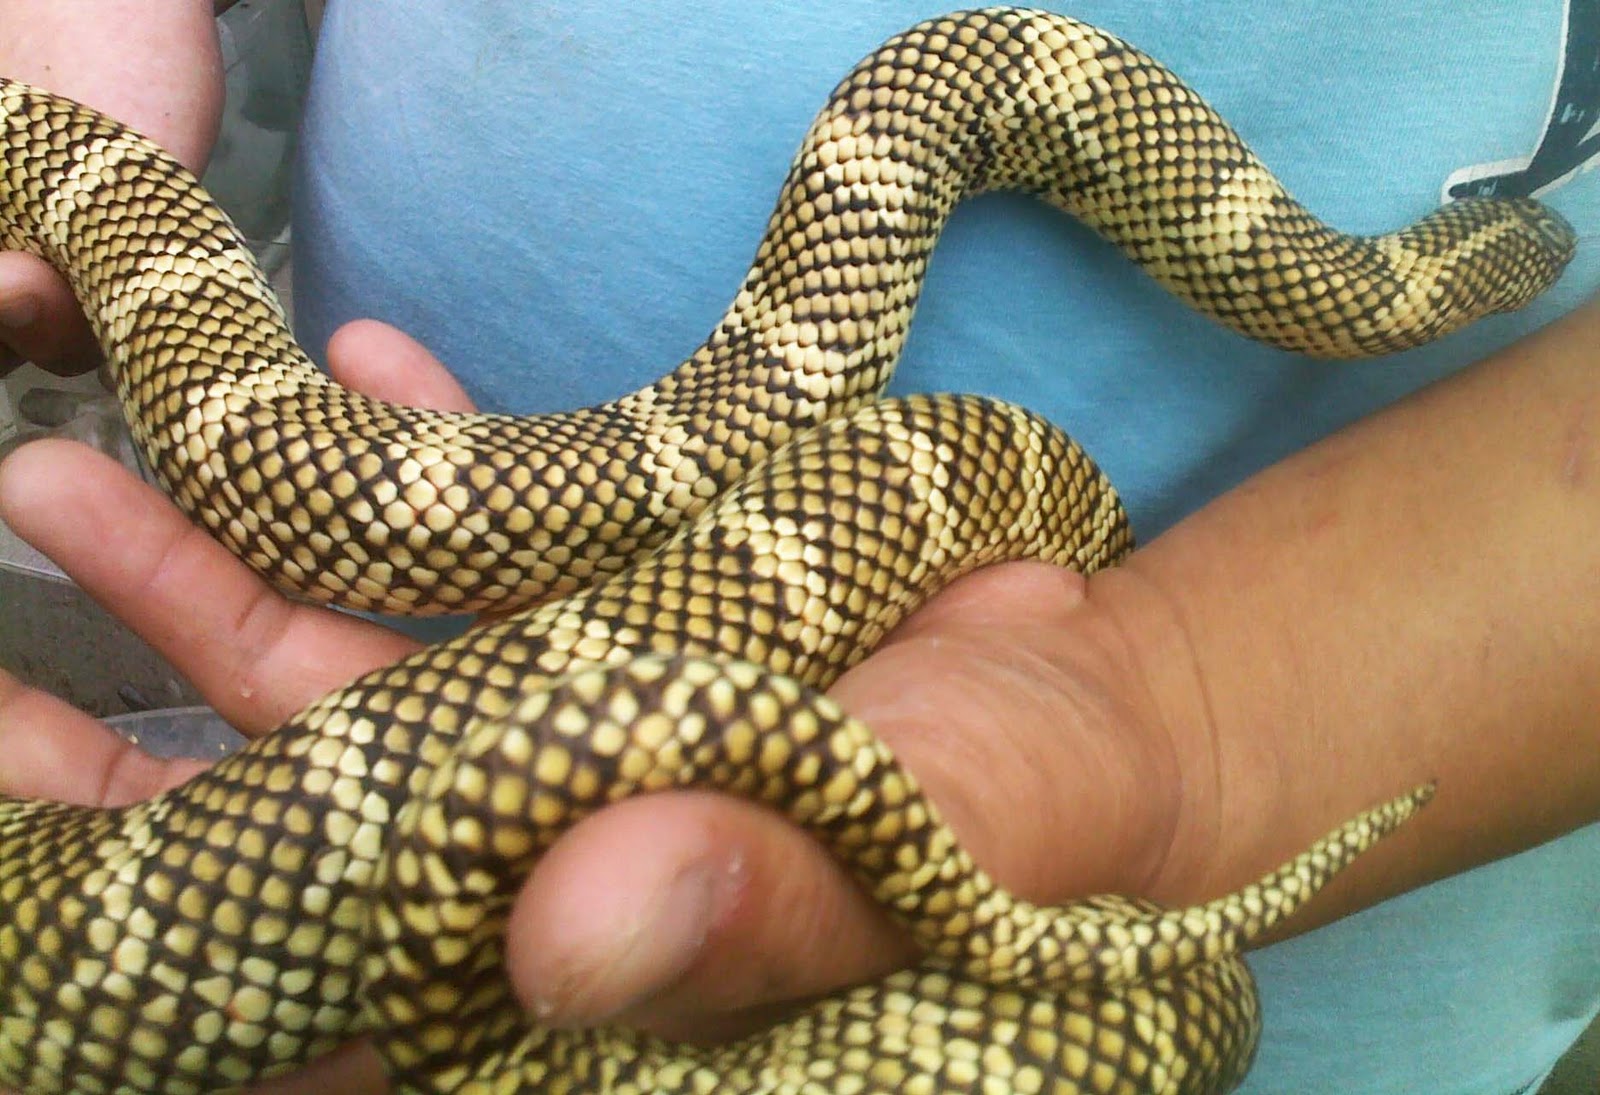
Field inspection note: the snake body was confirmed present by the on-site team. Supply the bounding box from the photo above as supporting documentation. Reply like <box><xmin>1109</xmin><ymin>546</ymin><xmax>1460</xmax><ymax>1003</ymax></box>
<box><xmin>0</xmin><ymin>7</ymin><xmax>1574</xmax><ymax>1094</ymax></box>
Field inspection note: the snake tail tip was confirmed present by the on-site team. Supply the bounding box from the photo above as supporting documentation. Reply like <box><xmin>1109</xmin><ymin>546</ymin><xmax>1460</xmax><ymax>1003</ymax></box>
<box><xmin>1406</xmin><ymin>779</ymin><xmax>1439</xmax><ymax>811</ymax></box>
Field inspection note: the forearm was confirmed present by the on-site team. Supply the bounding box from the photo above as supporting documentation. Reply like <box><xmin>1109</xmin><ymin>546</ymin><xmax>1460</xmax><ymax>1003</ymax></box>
<box><xmin>0</xmin><ymin>0</ymin><xmax>225</xmax><ymax>375</ymax></box>
<box><xmin>0</xmin><ymin>0</ymin><xmax>224</xmax><ymax>169</ymax></box>
<box><xmin>1104</xmin><ymin>296</ymin><xmax>1600</xmax><ymax>932</ymax></box>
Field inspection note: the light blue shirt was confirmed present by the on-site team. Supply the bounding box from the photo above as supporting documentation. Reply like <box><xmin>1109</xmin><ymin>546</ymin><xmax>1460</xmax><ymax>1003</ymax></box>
<box><xmin>293</xmin><ymin>2</ymin><xmax>1600</xmax><ymax>1090</ymax></box>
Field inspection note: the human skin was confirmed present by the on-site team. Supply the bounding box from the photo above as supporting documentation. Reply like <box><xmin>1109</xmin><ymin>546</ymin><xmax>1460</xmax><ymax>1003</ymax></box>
<box><xmin>0</xmin><ymin>3</ymin><xmax>1598</xmax><ymax>1091</ymax></box>
<box><xmin>0</xmin><ymin>0</ymin><xmax>223</xmax><ymax>375</ymax></box>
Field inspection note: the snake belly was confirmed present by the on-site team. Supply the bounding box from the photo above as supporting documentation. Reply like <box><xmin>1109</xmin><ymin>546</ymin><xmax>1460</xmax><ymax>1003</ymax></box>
<box><xmin>0</xmin><ymin>5</ymin><xmax>1573</xmax><ymax>1095</ymax></box>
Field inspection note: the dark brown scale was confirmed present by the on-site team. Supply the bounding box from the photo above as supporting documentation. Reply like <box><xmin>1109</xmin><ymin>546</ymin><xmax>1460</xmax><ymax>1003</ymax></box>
<box><xmin>0</xmin><ymin>6</ymin><xmax>1558</xmax><ymax>1094</ymax></box>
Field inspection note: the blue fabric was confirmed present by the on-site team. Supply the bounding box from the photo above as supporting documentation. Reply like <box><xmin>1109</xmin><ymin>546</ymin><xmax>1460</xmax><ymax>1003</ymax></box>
<box><xmin>1244</xmin><ymin>825</ymin><xmax>1600</xmax><ymax>1094</ymax></box>
<box><xmin>293</xmin><ymin>2</ymin><xmax>1600</xmax><ymax>1090</ymax></box>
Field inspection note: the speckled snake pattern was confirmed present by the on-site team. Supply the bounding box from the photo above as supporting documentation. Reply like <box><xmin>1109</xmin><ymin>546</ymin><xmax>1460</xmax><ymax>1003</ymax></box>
<box><xmin>0</xmin><ymin>7</ymin><xmax>1575</xmax><ymax>1094</ymax></box>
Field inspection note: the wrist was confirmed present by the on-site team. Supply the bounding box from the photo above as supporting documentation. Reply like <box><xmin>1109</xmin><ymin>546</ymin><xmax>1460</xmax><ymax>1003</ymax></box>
<box><xmin>1084</xmin><ymin>297</ymin><xmax>1600</xmax><ymax>936</ymax></box>
<box><xmin>1077</xmin><ymin>557</ymin><xmax>1262</xmax><ymax>905</ymax></box>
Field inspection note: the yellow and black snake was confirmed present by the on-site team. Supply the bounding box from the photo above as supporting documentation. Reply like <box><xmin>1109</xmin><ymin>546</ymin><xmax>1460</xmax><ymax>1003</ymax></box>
<box><xmin>0</xmin><ymin>8</ymin><xmax>1575</xmax><ymax>1094</ymax></box>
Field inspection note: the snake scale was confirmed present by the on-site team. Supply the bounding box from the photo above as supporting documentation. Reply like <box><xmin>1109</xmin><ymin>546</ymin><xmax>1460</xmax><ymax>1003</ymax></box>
<box><xmin>0</xmin><ymin>7</ymin><xmax>1576</xmax><ymax>1094</ymax></box>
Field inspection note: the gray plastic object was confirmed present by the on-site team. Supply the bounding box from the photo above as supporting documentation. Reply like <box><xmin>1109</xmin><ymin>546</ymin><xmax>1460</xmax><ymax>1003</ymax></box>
<box><xmin>104</xmin><ymin>706</ymin><xmax>247</xmax><ymax>761</ymax></box>
<box><xmin>205</xmin><ymin>0</ymin><xmax>314</xmax><ymax>275</ymax></box>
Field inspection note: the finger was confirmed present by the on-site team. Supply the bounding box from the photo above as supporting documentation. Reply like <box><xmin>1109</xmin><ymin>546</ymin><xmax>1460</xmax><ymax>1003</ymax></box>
<box><xmin>245</xmin><ymin>1041</ymin><xmax>388</xmax><ymax>1095</ymax></box>
<box><xmin>506</xmin><ymin>791</ymin><xmax>912</xmax><ymax>1040</ymax></box>
<box><xmin>0</xmin><ymin>440</ymin><xmax>421</xmax><ymax>735</ymax></box>
<box><xmin>0</xmin><ymin>251</ymin><xmax>103</xmax><ymax>377</ymax></box>
<box><xmin>0</xmin><ymin>667</ymin><xmax>207</xmax><ymax>805</ymax></box>
<box><xmin>326</xmin><ymin>319</ymin><xmax>477</xmax><ymax>412</ymax></box>
<box><xmin>868</xmin><ymin>557</ymin><xmax>1089</xmax><ymax>643</ymax></box>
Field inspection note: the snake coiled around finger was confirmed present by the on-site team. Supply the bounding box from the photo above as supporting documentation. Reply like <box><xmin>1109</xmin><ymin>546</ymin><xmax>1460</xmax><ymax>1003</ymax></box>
<box><xmin>0</xmin><ymin>6</ymin><xmax>1575</xmax><ymax>1095</ymax></box>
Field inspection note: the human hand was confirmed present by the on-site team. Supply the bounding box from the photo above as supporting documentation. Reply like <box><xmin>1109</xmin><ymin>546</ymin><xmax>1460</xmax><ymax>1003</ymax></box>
<box><xmin>0</xmin><ymin>0</ymin><xmax>225</xmax><ymax>376</ymax></box>
<box><xmin>0</xmin><ymin>316</ymin><xmax>1197</xmax><ymax>1087</ymax></box>
<box><xmin>503</xmin><ymin>559</ymin><xmax>1197</xmax><ymax>1042</ymax></box>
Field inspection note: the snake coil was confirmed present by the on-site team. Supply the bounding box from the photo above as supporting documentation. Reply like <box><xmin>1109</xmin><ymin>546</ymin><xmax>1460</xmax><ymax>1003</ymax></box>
<box><xmin>0</xmin><ymin>7</ymin><xmax>1574</xmax><ymax>1094</ymax></box>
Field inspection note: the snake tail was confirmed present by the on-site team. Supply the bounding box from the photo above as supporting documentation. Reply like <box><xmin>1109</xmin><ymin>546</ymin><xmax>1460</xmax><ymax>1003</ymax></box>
<box><xmin>0</xmin><ymin>8</ymin><xmax>1575</xmax><ymax>616</ymax></box>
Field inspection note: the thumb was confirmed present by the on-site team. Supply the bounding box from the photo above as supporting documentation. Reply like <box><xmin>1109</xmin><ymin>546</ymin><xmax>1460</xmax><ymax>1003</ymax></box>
<box><xmin>505</xmin><ymin>790</ymin><xmax>914</xmax><ymax>1041</ymax></box>
<box><xmin>0</xmin><ymin>251</ymin><xmax>103</xmax><ymax>377</ymax></box>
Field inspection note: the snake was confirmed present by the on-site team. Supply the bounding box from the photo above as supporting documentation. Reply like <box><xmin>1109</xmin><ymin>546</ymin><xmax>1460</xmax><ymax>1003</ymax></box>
<box><xmin>0</xmin><ymin>6</ymin><xmax>1576</xmax><ymax>1094</ymax></box>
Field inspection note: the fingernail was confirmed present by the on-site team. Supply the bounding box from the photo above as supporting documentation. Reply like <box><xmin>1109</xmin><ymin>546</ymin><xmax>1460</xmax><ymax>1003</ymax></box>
<box><xmin>0</xmin><ymin>293</ymin><xmax>37</xmax><ymax>331</ymax></box>
<box><xmin>535</xmin><ymin>857</ymin><xmax>733</xmax><ymax>1026</ymax></box>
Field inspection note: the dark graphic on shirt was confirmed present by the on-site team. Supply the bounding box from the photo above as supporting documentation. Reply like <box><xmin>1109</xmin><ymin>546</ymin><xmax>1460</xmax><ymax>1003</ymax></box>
<box><xmin>1444</xmin><ymin>0</ymin><xmax>1600</xmax><ymax>199</ymax></box>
